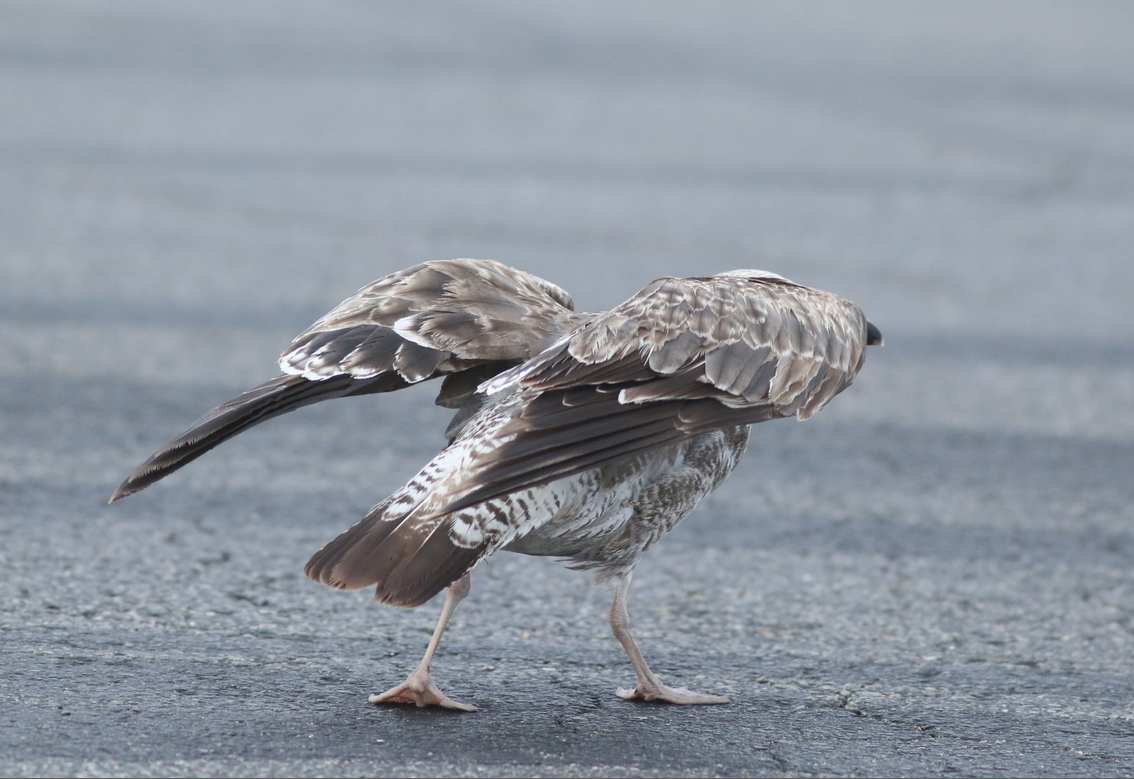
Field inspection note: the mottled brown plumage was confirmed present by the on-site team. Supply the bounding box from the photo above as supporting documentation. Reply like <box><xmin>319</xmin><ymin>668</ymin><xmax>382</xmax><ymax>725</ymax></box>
<box><xmin>111</xmin><ymin>259</ymin><xmax>881</xmax><ymax>711</ymax></box>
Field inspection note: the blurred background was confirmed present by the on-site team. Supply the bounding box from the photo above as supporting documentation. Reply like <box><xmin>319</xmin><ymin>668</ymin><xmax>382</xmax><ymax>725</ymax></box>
<box><xmin>2</xmin><ymin>1</ymin><xmax>1132</xmax><ymax>438</ymax></box>
<box><xmin>2</xmin><ymin>2</ymin><xmax>1133</xmax><ymax>776</ymax></box>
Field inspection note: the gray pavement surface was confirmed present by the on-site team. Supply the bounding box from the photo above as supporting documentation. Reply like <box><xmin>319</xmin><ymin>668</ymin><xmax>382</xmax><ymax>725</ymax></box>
<box><xmin>2</xmin><ymin>2</ymin><xmax>1134</xmax><ymax>776</ymax></box>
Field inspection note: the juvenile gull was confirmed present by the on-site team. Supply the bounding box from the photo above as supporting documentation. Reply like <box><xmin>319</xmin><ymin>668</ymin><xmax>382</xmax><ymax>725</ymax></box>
<box><xmin>111</xmin><ymin>258</ymin><xmax>882</xmax><ymax>711</ymax></box>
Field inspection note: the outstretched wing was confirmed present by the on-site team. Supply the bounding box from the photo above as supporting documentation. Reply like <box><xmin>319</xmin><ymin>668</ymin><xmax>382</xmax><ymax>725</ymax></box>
<box><xmin>441</xmin><ymin>272</ymin><xmax>874</xmax><ymax>512</ymax></box>
<box><xmin>110</xmin><ymin>259</ymin><xmax>584</xmax><ymax>502</ymax></box>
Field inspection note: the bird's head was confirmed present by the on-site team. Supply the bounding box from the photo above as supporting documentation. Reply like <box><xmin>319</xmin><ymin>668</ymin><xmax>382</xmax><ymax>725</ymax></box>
<box><xmin>866</xmin><ymin>321</ymin><xmax>884</xmax><ymax>346</ymax></box>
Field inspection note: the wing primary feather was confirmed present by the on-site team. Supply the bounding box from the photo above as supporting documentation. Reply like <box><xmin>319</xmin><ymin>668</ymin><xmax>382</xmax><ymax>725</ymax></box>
<box><xmin>110</xmin><ymin>374</ymin><xmax>358</xmax><ymax>502</ymax></box>
<box><xmin>491</xmin><ymin>404</ymin><xmax>677</xmax><ymax>464</ymax></box>
<box><xmin>519</xmin><ymin>385</ymin><xmax>656</xmax><ymax>428</ymax></box>
<box><xmin>445</xmin><ymin>425</ymin><xmax>681</xmax><ymax>513</ymax></box>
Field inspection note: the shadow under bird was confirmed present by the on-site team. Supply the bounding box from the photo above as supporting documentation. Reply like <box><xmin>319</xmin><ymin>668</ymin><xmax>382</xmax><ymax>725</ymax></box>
<box><xmin>111</xmin><ymin>258</ymin><xmax>882</xmax><ymax>711</ymax></box>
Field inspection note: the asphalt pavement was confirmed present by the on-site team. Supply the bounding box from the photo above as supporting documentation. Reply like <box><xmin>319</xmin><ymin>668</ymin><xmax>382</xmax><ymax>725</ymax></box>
<box><xmin>2</xmin><ymin>2</ymin><xmax>1134</xmax><ymax>776</ymax></box>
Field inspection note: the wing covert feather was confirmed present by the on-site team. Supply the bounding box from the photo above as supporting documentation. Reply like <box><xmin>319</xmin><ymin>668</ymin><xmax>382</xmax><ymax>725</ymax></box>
<box><xmin>281</xmin><ymin>258</ymin><xmax>586</xmax><ymax>384</ymax></box>
<box><xmin>447</xmin><ymin>273</ymin><xmax>873</xmax><ymax>512</ymax></box>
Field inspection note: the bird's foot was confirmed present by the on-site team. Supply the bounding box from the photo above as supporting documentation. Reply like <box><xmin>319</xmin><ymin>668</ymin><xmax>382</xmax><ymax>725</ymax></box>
<box><xmin>616</xmin><ymin>681</ymin><xmax>729</xmax><ymax>705</ymax></box>
<box><xmin>369</xmin><ymin>670</ymin><xmax>477</xmax><ymax>712</ymax></box>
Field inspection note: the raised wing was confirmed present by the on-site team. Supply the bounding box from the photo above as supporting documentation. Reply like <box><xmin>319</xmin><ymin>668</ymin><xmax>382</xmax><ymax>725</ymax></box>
<box><xmin>280</xmin><ymin>258</ymin><xmax>582</xmax><ymax>385</ymax></box>
<box><xmin>441</xmin><ymin>272</ymin><xmax>875</xmax><ymax>512</ymax></box>
<box><xmin>110</xmin><ymin>259</ymin><xmax>583</xmax><ymax>502</ymax></box>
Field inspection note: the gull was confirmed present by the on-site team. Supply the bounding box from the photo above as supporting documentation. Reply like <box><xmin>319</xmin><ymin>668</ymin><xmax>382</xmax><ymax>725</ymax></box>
<box><xmin>111</xmin><ymin>258</ymin><xmax>882</xmax><ymax>711</ymax></box>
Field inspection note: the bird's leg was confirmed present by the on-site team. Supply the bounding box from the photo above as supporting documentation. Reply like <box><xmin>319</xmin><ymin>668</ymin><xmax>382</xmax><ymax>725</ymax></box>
<box><xmin>369</xmin><ymin>573</ymin><xmax>477</xmax><ymax>712</ymax></box>
<box><xmin>609</xmin><ymin>572</ymin><xmax>730</xmax><ymax>705</ymax></box>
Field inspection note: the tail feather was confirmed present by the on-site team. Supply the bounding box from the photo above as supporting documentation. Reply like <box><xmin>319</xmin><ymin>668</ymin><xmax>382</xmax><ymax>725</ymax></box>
<box><xmin>304</xmin><ymin>496</ymin><xmax>487</xmax><ymax>608</ymax></box>
<box><xmin>303</xmin><ymin>496</ymin><xmax>404</xmax><ymax>589</ymax></box>
<box><xmin>109</xmin><ymin>373</ymin><xmax>394</xmax><ymax>502</ymax></box>
<box><xmin>376</xmin><ymin>522</ymin><xmax>487</xmax><ymax>607</ymax></box>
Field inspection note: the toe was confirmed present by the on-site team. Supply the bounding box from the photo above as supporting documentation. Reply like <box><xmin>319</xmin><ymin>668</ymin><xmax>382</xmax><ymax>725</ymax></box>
<box><xmin>369</xmin><ymin>677</ymin><xmax>477</xmax><ymax>712</ymax></box>
<box><xmin>657</xmin><ymin>686</ymin><xmax>730</xmax><ymax>705</ymax></box>
<box><xmin>616</xmin><ymin>683</ymin><xmax>729</xmax><ymax>705</ymax></box>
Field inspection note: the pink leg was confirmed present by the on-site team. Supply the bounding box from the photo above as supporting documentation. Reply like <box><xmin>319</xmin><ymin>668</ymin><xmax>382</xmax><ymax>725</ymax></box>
<box><xmin>369</xmin><ymin>573</ymin><xmax>477</xmax><ymax>712</ymax></box>
<box><xmin>609</xmin><ymin>572</ymin><xmax>729</xmax><ymax>705</ymax></box>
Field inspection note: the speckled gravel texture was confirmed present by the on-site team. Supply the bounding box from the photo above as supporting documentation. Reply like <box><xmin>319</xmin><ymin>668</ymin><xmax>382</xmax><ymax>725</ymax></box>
<box><xmin>2</xmin><ymin>2</ymin><xmax>1134</xmax><ymax>777</ymax></box>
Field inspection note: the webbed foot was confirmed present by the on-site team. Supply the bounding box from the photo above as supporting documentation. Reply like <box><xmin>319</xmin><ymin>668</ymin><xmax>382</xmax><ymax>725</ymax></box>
<box><xmin>369</xmin><ymin>670</ymin><xmax>477</xmax><ymax>712</ymax></box>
